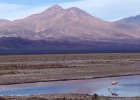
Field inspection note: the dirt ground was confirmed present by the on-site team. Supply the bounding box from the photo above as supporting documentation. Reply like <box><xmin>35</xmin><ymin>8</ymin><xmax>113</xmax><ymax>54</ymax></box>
<box><xmin>0</xmin><ymin>53</ymin><xmax>140</xmax><ymax>85</ymax></box>
<box><xmin>0</xmin><ymin>94</ymin><xmax>139</xmax><ymax>100</ymax></box>
<box><xmin>0</xmin><ymin>53</ymin><xmax>140</xmax><ymax>100</ymax></box>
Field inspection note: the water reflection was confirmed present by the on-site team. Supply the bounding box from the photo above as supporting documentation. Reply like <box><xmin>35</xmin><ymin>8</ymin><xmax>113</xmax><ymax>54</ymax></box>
<box><xmin>108</xmin><ymin>81</ymin><xmax>119</xmax><ymax>97</ymax></box>
<box><xmin>0</xmin><ymin>75</ymin><xmax>139</xmax><ymax>97</ymax></box>
<box><xmin>108</xmin><ymin>88</ymin><xmax>119</xmax><ymax>97</ymax></box>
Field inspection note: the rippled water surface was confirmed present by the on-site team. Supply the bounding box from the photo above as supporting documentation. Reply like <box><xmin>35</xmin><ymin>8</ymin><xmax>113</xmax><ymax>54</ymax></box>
<box><xmin>0</xmin><ymin>75</ymin><xmax>140</xmax><ymax>97</ymax></box>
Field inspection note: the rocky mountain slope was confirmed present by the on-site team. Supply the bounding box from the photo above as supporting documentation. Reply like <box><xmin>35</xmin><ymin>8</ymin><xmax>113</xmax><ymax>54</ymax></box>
<box><xmin>0</xmin><ymin>5</ymin><xmax>140</xmax><ymax>53</ymax></box>
<box><xmin>0</xmin><ymin>5</ymin><xmax>139</xmax><ymax>41</ymax></box>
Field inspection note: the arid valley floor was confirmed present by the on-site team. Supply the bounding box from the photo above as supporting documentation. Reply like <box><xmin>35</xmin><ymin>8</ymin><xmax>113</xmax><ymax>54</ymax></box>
<box><xmin>0</xmin><ymin>53</ymin><xmax>140</xmax><ymax>100</ymax></box>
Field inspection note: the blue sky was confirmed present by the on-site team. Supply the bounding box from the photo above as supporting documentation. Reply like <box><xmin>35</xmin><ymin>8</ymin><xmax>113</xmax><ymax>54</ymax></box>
<box><xmin>0</xmin><ymin>0</ymin><xmax>140</xmax><ymax>21</ymax></box>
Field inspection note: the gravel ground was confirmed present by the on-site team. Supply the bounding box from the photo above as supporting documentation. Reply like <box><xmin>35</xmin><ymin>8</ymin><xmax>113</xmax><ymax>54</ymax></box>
<box><xmin>0</xmin><ymin>94</ymin><xmax>139</xmax><ymax>100</ymax></box>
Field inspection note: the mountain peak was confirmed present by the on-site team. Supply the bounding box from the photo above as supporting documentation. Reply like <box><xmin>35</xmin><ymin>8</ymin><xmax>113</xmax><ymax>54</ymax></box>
<box><xmin>40</xmin><ymin>5</ymin><xmax>64</xmax><ymax>16</ymax></box>
<box><xmin>65</xmin><ymin>7</ymin><xmax>92</xmax><ymax>17</ymax></box>
<box><xmin>67</xmin><ymin>7</ymin><xmax>82</xmax><ymax>11</ymax></box>
<box><xmin>51</xmin><ymin>5</ymin><xmax>63</xmax><ymax>9</ymax></box>
<box><xmin>46</xmin><ymin>5</ymin><xmax>63</xmax><ymax>12</ymax></box>
<box><xmin>67</xmin><ymin>7</ymin><xmax>84</xmax><ymax>13</ymax></box>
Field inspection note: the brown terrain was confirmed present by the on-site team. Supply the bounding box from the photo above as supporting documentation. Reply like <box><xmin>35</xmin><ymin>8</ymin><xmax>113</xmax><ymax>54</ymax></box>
<box><xmin>0</xmin><ymin>53</ymin><xmax>140</xmax><ymax>85</ymax></box>
<box><xmin>0</xmin><ymin>53</ymin><xmax>140</xmax><ymax>100</ymax></box>
<box><xmin>0</xmin><ymin>94</ymin><xmax>139</xmax><ymax>100</ymax></box>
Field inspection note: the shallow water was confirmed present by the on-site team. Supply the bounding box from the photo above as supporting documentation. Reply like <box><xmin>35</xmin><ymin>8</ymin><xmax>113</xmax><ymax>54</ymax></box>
<box><xmin>0</xmin><ymin>75</ymin><xmax>140</xmax><ymax>97</ymax></box>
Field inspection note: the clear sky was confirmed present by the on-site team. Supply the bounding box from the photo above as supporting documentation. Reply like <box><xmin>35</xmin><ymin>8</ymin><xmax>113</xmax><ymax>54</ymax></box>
<box><xmin>0</xmin><ymin>0</ymin><xmax>140</xmax><ymax>21</ymax></box>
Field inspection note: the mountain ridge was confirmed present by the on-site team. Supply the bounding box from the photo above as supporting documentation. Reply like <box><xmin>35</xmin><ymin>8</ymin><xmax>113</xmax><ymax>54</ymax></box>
<box><xmin>0</xmin><ymin>5</ymin><xmax>140</xmax><ymax>53</ymax></box>
<box><xmin>0</xmin><ymin>5</ymin><xmax>126</xmax><ymax>40</ymax></box>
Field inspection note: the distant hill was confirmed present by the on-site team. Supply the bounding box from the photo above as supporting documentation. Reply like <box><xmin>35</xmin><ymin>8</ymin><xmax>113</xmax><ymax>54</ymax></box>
<box><xmin>115</xmin><ymin>15</ymin><xmax>140</xmax><ymax>27</ymax></box>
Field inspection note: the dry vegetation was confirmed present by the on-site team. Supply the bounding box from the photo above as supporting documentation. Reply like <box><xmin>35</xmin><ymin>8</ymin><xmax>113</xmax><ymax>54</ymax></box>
<box><xmin>0</xmin><ymin>53</ymin><xmax>140</xmax><ymax>85</ymax></box>
<box><xmin>0</xmin><ymin>53</ymin><xmax>140</xmax><ymax>100</ymax></box>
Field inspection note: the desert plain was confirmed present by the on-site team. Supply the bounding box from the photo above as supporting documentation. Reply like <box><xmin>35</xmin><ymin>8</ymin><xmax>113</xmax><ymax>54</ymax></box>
<box><xmin>0</xmin><ymin>53</ymin><xmax>140</xmax><ymax>100</ymax></box>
